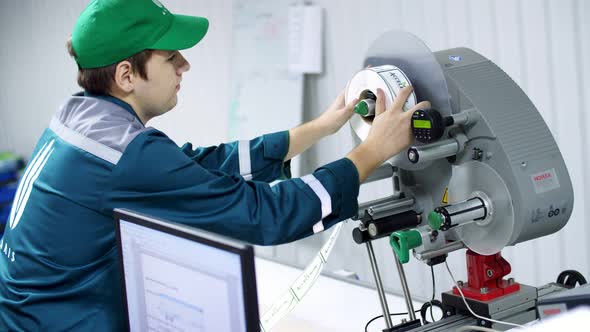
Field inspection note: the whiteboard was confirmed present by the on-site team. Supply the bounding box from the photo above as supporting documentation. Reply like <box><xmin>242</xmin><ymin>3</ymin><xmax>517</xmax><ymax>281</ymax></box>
<box><xmin>228</xmin><ymin>0</ymin><xmax>304</xmax><ymax>144</ymax></box>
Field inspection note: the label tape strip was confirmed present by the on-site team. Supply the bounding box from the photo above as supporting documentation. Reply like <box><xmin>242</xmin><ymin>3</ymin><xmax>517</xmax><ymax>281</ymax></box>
<box><xmin>260</xmin><ymin>221</ymin><xmax>345</xmax><ymax>331</ymax></box>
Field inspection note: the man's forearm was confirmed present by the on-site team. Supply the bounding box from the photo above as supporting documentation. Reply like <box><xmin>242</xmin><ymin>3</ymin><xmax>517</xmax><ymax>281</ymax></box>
<box><xmin>284</xmin><ymin>119</ymin><xmax>329</xmax><ymax>161</ymax></box>
<box><xmin>345</xmin><ymin>143</ymin><xmax>383</xmax><ymax>183</ymax></box>
<box><xmin>285</xmin><ymin>121</ymin><xmax>385</xmax><ymax>183</ymax></box>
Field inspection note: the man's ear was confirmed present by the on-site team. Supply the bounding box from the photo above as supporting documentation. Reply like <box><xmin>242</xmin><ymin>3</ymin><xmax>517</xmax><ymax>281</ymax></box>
<box><xmin>113</xmin><ymin>60</ymin><xmax>134</xmax><ymax>93</ymax></box>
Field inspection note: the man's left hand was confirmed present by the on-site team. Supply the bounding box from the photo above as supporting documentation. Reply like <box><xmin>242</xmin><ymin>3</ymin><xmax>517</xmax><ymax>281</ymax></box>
<box><xmin>315</xmin><ymin>90</ymin><xmax>357</xmax><ymax>136</ymax></box>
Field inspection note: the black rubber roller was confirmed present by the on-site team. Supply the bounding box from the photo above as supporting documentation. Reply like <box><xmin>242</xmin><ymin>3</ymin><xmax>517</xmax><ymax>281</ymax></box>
<box><xmin>367</xmin><ymin>211</ymin><xmax>421</xmax><ymax>239</ymax></box>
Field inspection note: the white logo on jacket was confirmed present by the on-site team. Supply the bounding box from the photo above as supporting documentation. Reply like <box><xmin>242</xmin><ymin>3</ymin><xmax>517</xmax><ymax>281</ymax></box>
<box><xmin>8</xmin><ymin>139</ymin><xmax>55</xmax><ymax>230</ymax></box>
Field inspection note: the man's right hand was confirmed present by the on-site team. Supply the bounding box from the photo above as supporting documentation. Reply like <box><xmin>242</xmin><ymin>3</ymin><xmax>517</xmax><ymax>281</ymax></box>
<box><xmin>346</xmin><ymin>86</ymin><xmax>431</xmax><ymax>182</ymax></box>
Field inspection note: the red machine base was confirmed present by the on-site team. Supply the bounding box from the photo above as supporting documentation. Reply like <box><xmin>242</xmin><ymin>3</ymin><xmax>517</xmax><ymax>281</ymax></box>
<box><xmin>452</xmin><ymin>250</ymin><xmax>520</xmax><ymax>301</ymax></box>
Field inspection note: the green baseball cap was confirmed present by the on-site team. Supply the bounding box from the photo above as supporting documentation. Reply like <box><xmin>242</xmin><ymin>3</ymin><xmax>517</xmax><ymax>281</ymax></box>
<box><xmin>72</xmin><ymin>0</ymin><xmax>209</xmax><ymax>69</ymax></box>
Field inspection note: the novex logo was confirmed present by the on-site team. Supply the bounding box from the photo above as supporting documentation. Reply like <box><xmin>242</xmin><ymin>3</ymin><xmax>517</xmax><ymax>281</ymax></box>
<box><xmin>534</xmin><ymin>173</ymin><xmax>552</xmax><ymax>182</ymax></box>
<box><xmin>531</xmin><ymin>168</ymin><xmax>560</xmax><ymax>194</ymax></box>
<box><xmin>8</xmin><ymin>139</ymin><xmax>55</xmax><ymax>230</ymax></box>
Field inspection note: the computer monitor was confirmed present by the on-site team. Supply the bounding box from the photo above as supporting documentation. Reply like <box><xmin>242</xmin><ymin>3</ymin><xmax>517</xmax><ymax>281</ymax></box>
<box><xmin>114</xmin><ymin>208</ymin><xmax>260</xmax><ymax>332</ymax></box>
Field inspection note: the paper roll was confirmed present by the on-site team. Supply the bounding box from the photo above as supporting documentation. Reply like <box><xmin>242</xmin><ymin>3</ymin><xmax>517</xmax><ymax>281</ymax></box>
<box><xmin>345</xmin><ymin>65</ymin><xmax>417</xmax><ymax>142</ymax></box>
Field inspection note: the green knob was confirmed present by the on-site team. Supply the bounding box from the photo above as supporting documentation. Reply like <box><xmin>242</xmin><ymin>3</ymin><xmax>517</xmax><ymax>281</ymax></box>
<box><xmin>428</xmin><ymin>211</ymin><xmax>444</xmax><ymax>230</ymax></box>
<box><xmin>390</xmin><ymin>230</ymin><xmax>423</xmax><ymax>264</ymax></box>
<box><xmin>354</xmin><ymin>99</ymin><xmax>375</xmax><ymax>117</ymax></box>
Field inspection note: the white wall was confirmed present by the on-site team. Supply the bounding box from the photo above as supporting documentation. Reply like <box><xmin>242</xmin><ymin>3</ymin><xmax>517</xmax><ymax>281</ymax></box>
<box><xmin>0</xmin><ymin>0</ymin><xmax>233</xmax><ymax>156</ymax></box>
<box><xmin>1</xmin><ymin>0</ymin><xmax>589</xmax><ymax>303</ymax></box>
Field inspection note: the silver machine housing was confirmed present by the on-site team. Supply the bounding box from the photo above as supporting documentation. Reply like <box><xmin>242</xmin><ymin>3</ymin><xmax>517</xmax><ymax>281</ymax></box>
<box><xmin>347</xmin><ymin>31</ymin><xmax>573</xmax><ymax>256</ymax></box>
<box><xmin>345</xmin><ymin>31</ymin><xmax>575</xmax><ymax>331</ymax></box>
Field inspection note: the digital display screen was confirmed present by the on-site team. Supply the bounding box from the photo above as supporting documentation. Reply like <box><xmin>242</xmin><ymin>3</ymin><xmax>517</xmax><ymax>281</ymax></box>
<box><xmin>413</xmin><ymin>119</ymin><xmax>432</xmax><ymax>129</ymax></box>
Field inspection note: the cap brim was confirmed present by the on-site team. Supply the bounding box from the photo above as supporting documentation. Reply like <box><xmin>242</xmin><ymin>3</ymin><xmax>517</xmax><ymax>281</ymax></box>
<box><xmin>149</xmin><ymin>15</ymin><xmax>209</xmax><ymax>51</ymax></box>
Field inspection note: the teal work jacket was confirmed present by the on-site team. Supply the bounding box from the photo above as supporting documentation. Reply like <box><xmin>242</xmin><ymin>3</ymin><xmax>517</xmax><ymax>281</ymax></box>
<box><xmin>0</xmin><ymin>93</ymin><xmax>359</xmax><ymax>331</ymax></box>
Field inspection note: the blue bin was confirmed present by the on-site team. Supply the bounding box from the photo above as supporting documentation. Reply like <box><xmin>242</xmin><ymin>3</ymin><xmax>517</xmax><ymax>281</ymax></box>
<box><xmin>0</xmin><ymin>152</ymin><xmax>22</xmax><ymax>235</ymax></box>
<box><xmin>0</xmin><ymin>171</ymin><xmax>17</xmax><ymax>185</ymax></box>
<box><xmin>0</xmin><ymin>184</ymin><xmax>17</xmax><ymax>205</ymax></box>
<box><xmin>0</xmin><ymin>204</ymin><xmax>10</xmax><ymax>231</ymax></box>
<box><xmin>0</xmin><ymin>184</ymin><xmax>17</xmax><ymax>235</ymax></box>
<box><xmin>0</xmin><ymin>153</ymin><xmax>21</xmax><ymax>185</ymax></box>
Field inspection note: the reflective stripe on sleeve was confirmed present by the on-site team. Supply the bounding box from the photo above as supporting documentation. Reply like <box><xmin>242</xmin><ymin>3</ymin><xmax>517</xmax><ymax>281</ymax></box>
<box><xmin>238</xmin><ymin>140</ymin><xmax>252</xmax><ymax>180</ymax></box>
<box><xmin>312</xmin><ymin>220</ymin><xmax>324</xmax><ymax>234</ymax></box>
<box><xmin>301</xmin><ymin>174</ymin><xmax>332</xmax><ymax>233</ymax></box>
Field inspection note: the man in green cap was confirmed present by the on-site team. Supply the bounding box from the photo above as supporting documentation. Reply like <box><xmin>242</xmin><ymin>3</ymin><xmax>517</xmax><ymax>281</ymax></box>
<box><xmin>0</xmin><ymin>0</ymin><xmax>428</xmax><ymax>330</ymax></box>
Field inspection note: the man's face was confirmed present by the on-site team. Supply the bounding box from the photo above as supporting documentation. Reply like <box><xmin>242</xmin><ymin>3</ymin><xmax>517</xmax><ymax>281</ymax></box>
<box><xmin>133</xmin><ymin>50</ymin><xmax>190</xmax><ymax>119</ymax></box>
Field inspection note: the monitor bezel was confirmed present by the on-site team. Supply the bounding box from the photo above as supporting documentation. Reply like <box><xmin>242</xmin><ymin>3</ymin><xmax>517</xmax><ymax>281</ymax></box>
<box><xmin>113</xmin><ymin>208</ymin><xmax>260</xmax><ymax>332</ymax></box>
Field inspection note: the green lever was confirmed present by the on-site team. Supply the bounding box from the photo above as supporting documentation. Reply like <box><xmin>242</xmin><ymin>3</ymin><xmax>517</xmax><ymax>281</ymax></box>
<box><xmin>390</xmin><ymin>229</ymin><xmax>423</xmax><ymax>264</ymax></box>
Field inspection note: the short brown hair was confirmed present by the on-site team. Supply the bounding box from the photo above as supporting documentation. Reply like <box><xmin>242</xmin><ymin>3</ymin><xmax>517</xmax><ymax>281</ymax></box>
<box><xmin>66</xmin><ymin>38</ymin><xmax>154</xmax><ymax>95</ymax></box>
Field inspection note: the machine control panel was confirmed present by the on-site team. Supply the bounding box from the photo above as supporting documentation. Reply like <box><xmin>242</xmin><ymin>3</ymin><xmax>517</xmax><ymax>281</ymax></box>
<box><xmin>411</xmin><ymin>109</ymin><xmax>449</xmax><ymax>143</ymax></box>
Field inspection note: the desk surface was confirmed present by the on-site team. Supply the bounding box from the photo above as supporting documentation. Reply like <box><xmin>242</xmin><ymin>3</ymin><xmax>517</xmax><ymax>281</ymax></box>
<box><xmin>255</xmin><ymin>257</ymin><xmax>423</xmax><ymax>332</ymax></box>
<box><xmin>255</xmin><ymin>258</ymin><xmax>590</xmax><ymax>332</ymax></box>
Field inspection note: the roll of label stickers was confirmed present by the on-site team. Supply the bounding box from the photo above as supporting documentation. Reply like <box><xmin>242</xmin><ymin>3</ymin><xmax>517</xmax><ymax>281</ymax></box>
<box><xmin>346</xmin><ymin>65</ymin><xmax>417</xmax><ymax>142</ymax></box>
<box><xmin>260</xmin><ymin>222</ymin><xmax>344</xmax><ymax>331</ymax></box>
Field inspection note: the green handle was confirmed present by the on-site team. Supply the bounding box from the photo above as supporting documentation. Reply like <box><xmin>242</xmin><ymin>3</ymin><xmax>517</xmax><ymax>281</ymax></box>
<box><xmin>354</xmin><ymin>99</ymin><xmax>375</xmax><ymax>117</ymax></box>
<box><xmin>389</xmin><ymin>230</ymin><xmax>423</xmax><ymax>264</ymax></box>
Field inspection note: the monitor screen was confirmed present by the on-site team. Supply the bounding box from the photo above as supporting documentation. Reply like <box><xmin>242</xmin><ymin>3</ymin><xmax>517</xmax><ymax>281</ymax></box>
<box><xmin>114</xmin><ymin>209</ymin><xmax>259</xmax><ymax>332</ymax></box>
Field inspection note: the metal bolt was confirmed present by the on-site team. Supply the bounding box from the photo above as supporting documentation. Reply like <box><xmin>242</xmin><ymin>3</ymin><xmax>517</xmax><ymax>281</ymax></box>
<box><xmin>401</xmin><ymin>318</ymin><xmax>407</xmax><ymax>324</ymax></box>
<box><xmin>480</xmin><ymin>287</ymin><xmax>488</xmax><ymax>294</ymax></box>
<box><xmin>508</xmin><ymin>277</ymin><xmax>515</xmax><ymax>285</ymax></box>
<box><xmin>429</xmin><ymin>230</ymin><xmax>439</xmax><ymax>242</ymax></box>
<box><xmin>480</xmin><ymin>320</ymin><xmax>487</xmax><ymax>326</ymax></box>
<box><xmin>486</xmin><ymin>269</ymin><xmax>494</xmax><ymax>278</ymax></box>
<box><xmin>457</xmin><ymin>280</ymin><xmax>464</xmax><ymax>287</ymax></box>
<box><xmin>446</xmin><ymin>311</ymin><xmax>452</xmax><ymax>316</ymax></box>
<box><xmin>521</xmin><ymin>161</ymin><xmax>527</xmax><ymax>168</ymax></box>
